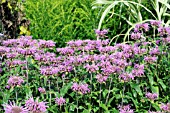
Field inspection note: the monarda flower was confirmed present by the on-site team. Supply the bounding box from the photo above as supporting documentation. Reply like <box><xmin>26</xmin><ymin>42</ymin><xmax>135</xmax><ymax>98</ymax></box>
<box><xmin>56</xmin><ymin>47</ymin><xmax>74</xmax><ymax>55</ymax></box>
<box><xmin>144</xmin><ymin>56</ymin><xmax>157</xmax><ymax>63</ymax></box>
<box><xmin>95</xmin><ymin>29</ymin><xmax>108</xmax><ymax>38</ymax></box>
<box><xmin>119</xmin><ymin>72</ymin><xmax>134</xmax><ymax>82</ymax></box>
<box><xmin>40</xmin><ymin>66</ymin><xmax>59</xmax><ymax>76</ymax></box>
<box><xmin>131</xmin><ymin>32</ymin><xmax>142</xmax><ymax>40</ymax></box>
<box><xmin>38</xmin><ymin>87</ymin><xmax>46</xmax><ymax>94</ymax></box>
<box><xmin>145</xmin><ymin>92</ymin><xmax>158</xmax><ymax>101</ymax></box>
<box><xmin>160</xmin><ymin>103</ymin><xmax>170</xmax><ymax>112</ymax></box>
<box><xmin>118</xmin><ymin>105</ymin><xmax>134</xmax><ymax>113</ymax></box>
<box><xmin>71</xmin><ymin>83</ymin><xmax>90</xmax><ymax>94</ymax></box>
<box><xmin>6</xmin><ymin>52</ymin><xmax>19</xmax><ymax>59</ymax></box>
<box><xmin>150</xmin><ymin>20</ymin><xmax>162</xmax><ymax>27</ymax></box>
<box><xmin>55</xmin><ymin>97</ymin><xmax>66</xmax><ymax>106</ymax></box>
<box><xmin>132</xmin><ymin>64</ymin><xmax>144</xmax><ymax>77</ymax></box>
<box><xmin>25</xmin><ymin>97</ymin><xmax>48</xmax><ymax>113</ymax></box>
<box><xmin>134</xmin><ymin>23</ymin><xmax>149</xmax><ymax>32</ymax></box>
<box><xmin>150</xmin><ymin>46</ymin><xmax>160</xmax><ymax>56</ymax></box>
<box><xmin>158</xmin><ymin>26</ymin><xmax>170</xmax><ymax>36</ymax></box>
<box><xmin>96</xmin><ymin>74</ymin><xmax>108</xmax><ymax>83</ymax></box>
<box><xmin>84</xmin><ymin>64</ymin><xmax>99</xmax><ymax>73</ymax></box>
<box><xmin>38</xmin><ymin>39</ymin><xmax>55</xmax><ymax>48</ymax></box>
<box><xmin>3</xmin><ymin>101</ymin><xmax>29</xmax><ymax>113</ymax></box>
<box><xmin>7</xmin><ymin>76</ymin><xmax>24</xmax><ymax>87</ymax></box>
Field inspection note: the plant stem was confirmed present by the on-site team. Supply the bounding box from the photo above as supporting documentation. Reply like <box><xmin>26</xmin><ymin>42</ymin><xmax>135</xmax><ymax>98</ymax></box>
<box><xmin>25</xmin><ymin>57</ymin><xmax>29</xmax><ymax>85</ymax></box>
<box><xmin>99</xmin><ymin>83</ymin><xmax>102</xmax><ymax>113</ymax></box>
<box><xmin>149</xmin><ymin>102</ymin><xmax>152</xmax><ymax>111</ymax></box>
<box><xmin>77</xmin><ymin>92</ymin><xmax>79</xmax><ymax>113</ymax></box>
<box><xmin>49</xmin><ymin>80</ymin><xmax>51</xmax><ymax>106</ymax></box>
<box><xmin>90</xmin><ymin>73</ymin><xmax>93</xmax><ymax>105</ymax></box>
<box><xmin>105</xmin><ymin>77</ymin><xmax>113</xmax><ymax>104</ymax></box>
<box><xmin>153</xmin><ymin>26</ymin><xmax>156</xmax><ymax>38</ymax></box>
<box><xmin>15</xmin><ymin>89</ymin><xmax>18</xmax><ymax>103</ymax></box>
<box><xmin>121</xmin><ymin>83</ymin><xmax>126</xmax><ymax>106</ymax></box>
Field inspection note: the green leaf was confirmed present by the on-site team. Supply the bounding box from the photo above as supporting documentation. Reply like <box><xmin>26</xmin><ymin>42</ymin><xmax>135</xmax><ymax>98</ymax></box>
<box><xmin>146</xmin><ymin>74</ymin><xmax>154</xmax><ymax>86</ymax></box>
<box><xmin>60</xmin><ymin>82</ymin><xmax>72</xmax><ymax>96</ymax></box>
<box><xmin>69</xmin><ymin>104</ymin><xmax>76</xmax><ymax>111</ymax></box>
<box><xmin>158</xmin><ymin>79</ymin><xmax>166</xmax><ymax>91</ymax></box>
<box><xmin>100</xmin><ymin>103</ymin><xmax>108</xmax><ymax>111</ymax></box>
<box><xmin>130</xmin><ymin>83</ymin><xmax>143</xmax><ymax>96</ymax></box>
<box><xmin>82</xmin><ymin>109</ymin><xmax>89</xmax><ymax>113</ymax></box>
<box><xmin>110</xmin><ymin>108</ymin><xmax>119</xmax><ymax>113</ymax></box>
<box><xmin>151</xmin><ymin>86</ymin><xmax>159</xmax><ymax>95</ymax></box>
<box><xmin>102</xmin><ymin>89</ymin><xmax>108</xmax><ymax>98</ymax></box>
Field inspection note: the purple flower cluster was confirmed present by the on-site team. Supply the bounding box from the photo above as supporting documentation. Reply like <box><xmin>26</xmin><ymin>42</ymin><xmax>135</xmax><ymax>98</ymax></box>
<box><xmin>55</xmin><ymin>97</ymin><xmax>66</xmax><ymax>106</ymax></box>
<box><xmin>131</xmin><ymin>20</ymin><xmax>170</xmax><ymax>42</ymax></box>
<box><xmin>3</xmin><ymin>101</ymin><xmax>29</xmax><ymax>113</ymax></box>
<box><xmin>118</xmin><ymin>105</ymin><xmax>134</xmax><ymax>113</ymax></box>
<box><xmin>144</xmin><ymin>56</ymin><xmax>157</xmax><ymax>63</ymax></box>
<box><xmin>132</xmin><ymin>64</ymin><xmax>144</xmax><ymax>77</ymax></box>
<box><xmin>160</xmin><ymin>103</ymin><xmax>170</xmax><ymax>112</ymax></box>
<box><xmin>150</xmin><ymin>20</ymin><xmax>162</xmax><ymax>27</ymax></box>
<box><xmin>158</xmin><ymin>27</ymin><xmax>170</xmax><ymax>36</ymax></box>
<box><xmin>134</xmin><ymin>23</ymin><xmax>149</xmax><ymax>32</ymax></box>
<box><xmin>95</xmin><ymin>29</ymin><xmax>108</xmax><ymax>38</ymax></box>
<box><xmin>7</xmin><ymin>76</ymin><xmax>24</xmax><ymax>87</ymax></box>
<box><xmin>71</xmin><ymin>83</ymin><xmax>90</xmax><ymax>94</ymax></box>
<box><xmin>145</xmin><ymin>92</ymin><xmax>158</xmax><ymax>101</ymax></box>
<box><xmin>38</xmin><ymin>87</ymin><xmax>46</xmax><ymax>94</ymax></box>
<box><xmin>96</xmin><ymin>74</ymin><xmax>108</xmax><ymax>83</ymax></box>
<box><xmin>25</xmin><ymin>97</ymin><xmax>48</xmax><ymax>113</ymax></box>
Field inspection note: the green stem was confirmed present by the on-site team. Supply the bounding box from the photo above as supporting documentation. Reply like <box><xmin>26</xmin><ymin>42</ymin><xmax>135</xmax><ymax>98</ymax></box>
<box><xmin>49</xmin><ymin>80</ymin><xmax>51</xmax><ymax>106</ymax></box>
<box><xmin>105</xmin><ymin>77</ymin><xmax>113</xmax><ymax>105</ymax></box>
<box><xmin>15</xmin><ymin>89</ymin><xmax>18</xmax><ymax>103</ymax></box>
<box><xmin>121</xmin><ymin>83</ymin><xmax>126</xmax><ymax>106</ymax></box>
<box><xmin>149</xmin><ymin>102</ymin><xmax>152</xmax><ymax>111</ymax></box>
<box><xmin>25</xmin><ymin>57</ymin><xmax>29</xmax><ymax>85</ymax></box>
<box><xmin>77</xmin><ymin>92</ymin><xmax>79</xmax><ymax>113</ymax></box>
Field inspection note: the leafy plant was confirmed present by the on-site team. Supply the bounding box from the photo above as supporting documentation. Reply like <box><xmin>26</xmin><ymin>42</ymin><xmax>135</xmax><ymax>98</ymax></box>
<box><xmin>93</xmin><ymin>0</ymin><xmax>170</xmax><ymax>42</ymax></box>
<box><xmin>23</xmin><ymin>0</ymin><xmax>99</xmax><ymax>47</ymax></box>
<box><xmin>1</xmin><ymin>21</ymin><xmax>170</xmax><ymax>112</ymax></box>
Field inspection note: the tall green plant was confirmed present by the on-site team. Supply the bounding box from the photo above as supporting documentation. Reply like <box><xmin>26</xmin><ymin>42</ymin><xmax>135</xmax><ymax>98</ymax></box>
<box><xmin>24</xmin><ymin>0</ymin><xmax>99</xmax><ymax>47</ymax></box>
<box><xmin>93</xmin><ymin>0</ymin><xmax>170</xmax><ymax>42</ymax></box>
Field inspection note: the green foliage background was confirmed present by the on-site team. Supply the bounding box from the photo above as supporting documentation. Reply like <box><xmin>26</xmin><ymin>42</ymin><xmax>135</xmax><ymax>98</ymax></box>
<box><xmin>24</xmin><ymin>0</ymin><xmax>100</xmax><ymax>47</ymax></box>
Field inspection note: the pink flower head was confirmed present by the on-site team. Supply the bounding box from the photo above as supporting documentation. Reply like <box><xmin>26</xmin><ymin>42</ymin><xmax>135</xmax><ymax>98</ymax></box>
<box><xmin>131</xmin><ymin>32</ymin><xmax>142</xmax><ymax>40</ymax></box>
<box><xmin>134</xmin><ymin>23</ymin><xmax>149</xmax><ymax>32</ymax></box>
<box><xmin>71</xmin><ymin>83</ymin><xmax>90</xmax><ymax>94</ymax></box>
<box><xmin>158</xmin><ymin>26</ymin><xmax>170</xmax><ymax>36</ymax></box>
<box><xmin>118</xmin><ymin>105</ymin><xmax>134</xmax><ymax>113</ymax></box>
<box><xmin>25</xmin><ymin>97</ymin><xmax>48</xmax><ymax>113</ymax></box>
<box><xmin>119</xmin><ymin>72</ymin><xmax>134</xmax><ymax>82</ymax></box>
<box><xmin>55</xmin><ymin>97</ymin><xmax>66</xmax><ymax>106</ymax></box>
<box><xmin>95</xmin><ymin>29</ymin><xmax>108</xmax><ymax>38</ymax></box>
<box><xmin>3</xmin><ymin>101</ymin><xmax>29</xmax><ymax>113</ymax></box>
<box><xmin>145</xmin><ymin>92</ymin><xmax>158</xmax><ymax>101</ymax></box>
<box><xmin>160</xmin><ymin>103</ymin><xmax>170</xmax><ymax>112</ymax></box>
<box><xmin>7</xmin><ymin>76</ymin><xmax>24</xmax><ymax>87</ymax></box>
<box><xmin>96</xmin><ymin>74</ymin><xmax>108</xmax><ymax>83</ymax></box>
<box><xmin>38</xmin><ymin>87</ymin><xmax>46</xmax><ymax>94</ymax></box>
<box><xmin>150</xmin><ymin>20</ymin><xmax>162</xmax><ymax>27</ymax></box>
<box><xmin>144</xmin><ymin>56</ymin><xmax>157</xmax><ymax>63</ymax></box>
